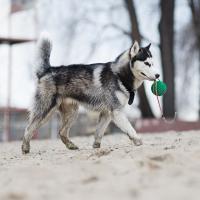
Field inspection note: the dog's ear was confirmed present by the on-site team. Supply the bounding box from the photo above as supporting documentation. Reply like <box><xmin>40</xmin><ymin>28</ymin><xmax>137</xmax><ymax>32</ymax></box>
<box><xmin>146</xmin><ymin>43</ymin><xmax>151</xmax><ymax>50</ymax></box>
<box><xmin>130</xmin><ymin>41</ymin><xmax>139</xmax><ymax>57</ymax></box>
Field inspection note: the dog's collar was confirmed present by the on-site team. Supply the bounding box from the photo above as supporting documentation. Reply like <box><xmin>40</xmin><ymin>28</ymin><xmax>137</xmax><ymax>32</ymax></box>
<box><xmin>128</xmin><ymin>49</ymin><xmax>136</xmax><ymax>105</ymax></box>
<box><xmin>128</xmin><ymin>90</ymin><xmax>135</xmax><ymax>105</ymax></box>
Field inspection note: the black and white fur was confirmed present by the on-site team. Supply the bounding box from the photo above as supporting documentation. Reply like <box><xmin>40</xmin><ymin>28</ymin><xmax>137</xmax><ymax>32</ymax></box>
<box><xmin>22</xmin><ymin>34</ymin><xmax>160</xmax><ymax>153</ymax></box>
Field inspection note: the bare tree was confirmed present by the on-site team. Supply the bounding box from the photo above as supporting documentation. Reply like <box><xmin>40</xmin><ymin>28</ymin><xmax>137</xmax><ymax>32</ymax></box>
<box><xmin>159</xmin><ymin>0</ymin><xmax>175</xmax><ymax>117</ymax></box>
<box><xmin>188</xmin><ymin>0</ymin><xmax>200</xmax><ymax>117</ymax></box>
<box><xmin>124</xmin><ymin>0</ymin><xmax>154</xmax><ymax>118</ymax></box>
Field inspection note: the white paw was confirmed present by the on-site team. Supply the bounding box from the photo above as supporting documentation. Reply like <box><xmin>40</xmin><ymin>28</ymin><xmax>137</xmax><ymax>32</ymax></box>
<box><xmin>132</xmin><ymin>136</ymin><xmax>143</xmax><ymax>146</ymax></box>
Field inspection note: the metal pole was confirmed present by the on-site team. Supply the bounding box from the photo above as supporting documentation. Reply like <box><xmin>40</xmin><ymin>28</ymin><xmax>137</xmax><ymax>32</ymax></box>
<box><xmin>34</xmin><ymin>1</ymin><xmax>39</xmax><ymax>39</ymax></box>
<box><xmin>3</xmin><ymin>7</ymin><xmax>12</xmax><ymax>142</ymax></box>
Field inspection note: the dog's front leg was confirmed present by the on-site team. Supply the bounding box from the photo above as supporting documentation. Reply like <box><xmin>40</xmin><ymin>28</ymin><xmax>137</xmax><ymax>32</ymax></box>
<box><xmin>112</xmin><ymin>110</ymin><xmax>143</xmax><ymax>146</ymax></box>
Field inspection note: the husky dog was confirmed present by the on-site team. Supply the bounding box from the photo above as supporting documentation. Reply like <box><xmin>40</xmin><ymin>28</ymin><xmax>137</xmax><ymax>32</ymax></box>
<box><xmin>22</xmin><ymin>35</ymin><xmax>160</xmax><ymax>154</ymax></box>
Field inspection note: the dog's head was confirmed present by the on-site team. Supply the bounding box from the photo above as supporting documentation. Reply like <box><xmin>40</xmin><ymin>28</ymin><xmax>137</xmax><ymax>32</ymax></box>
<box><xmin>129</xmin><ymin>41</ymin><xmax>160</xmax><ymax>81</ymax></box>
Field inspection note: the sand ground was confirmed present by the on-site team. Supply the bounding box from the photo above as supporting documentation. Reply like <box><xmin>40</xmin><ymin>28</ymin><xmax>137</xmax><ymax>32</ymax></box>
<box><xmin>1</xmin><ymin>131</ymin><xmax>200</xmax><ymax>200</ymax></box>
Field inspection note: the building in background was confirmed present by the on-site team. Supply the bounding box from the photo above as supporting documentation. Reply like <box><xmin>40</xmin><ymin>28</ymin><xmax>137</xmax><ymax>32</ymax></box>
<box><xmin>0</xmin><ymin>0</ymin><xmax>37</xmax><ymax>141</ymax></box>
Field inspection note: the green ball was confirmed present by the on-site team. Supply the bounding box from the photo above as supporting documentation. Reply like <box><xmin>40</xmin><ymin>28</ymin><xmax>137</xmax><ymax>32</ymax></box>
<box><xmin>151</xmin><ymin>80</ymin><xmax>167</xmax><ymax>96</ymax></box>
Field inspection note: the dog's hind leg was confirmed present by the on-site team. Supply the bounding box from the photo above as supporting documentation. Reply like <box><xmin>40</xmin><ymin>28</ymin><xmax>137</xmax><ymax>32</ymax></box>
<box><xmin>58</xmin><ymin>101</ymin><xmax>79</xmax><ymax>150</ymax></box>
<box><xmin>22</xmin><ymin>92</ymin><xmax>58</xmax><ymax>154</ymax></box>
<box><xmin>93</xmin><ymin>111</ymin><xmax>111</xmax><ymax>148</ymax></box>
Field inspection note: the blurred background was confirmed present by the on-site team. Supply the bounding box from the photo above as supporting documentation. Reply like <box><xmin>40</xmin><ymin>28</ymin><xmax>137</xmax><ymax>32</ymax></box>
<box><xmin>0</xmin><ymin>0</ymin><xmax>200</xmax><ymax>142</ymax></box>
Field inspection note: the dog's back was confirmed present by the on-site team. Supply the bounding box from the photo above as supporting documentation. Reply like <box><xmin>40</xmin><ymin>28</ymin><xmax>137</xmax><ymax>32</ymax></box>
<box><xmin>35</xmin><ymin>36</ymin><xmax>124</xmax><ymax>111</ymax></box>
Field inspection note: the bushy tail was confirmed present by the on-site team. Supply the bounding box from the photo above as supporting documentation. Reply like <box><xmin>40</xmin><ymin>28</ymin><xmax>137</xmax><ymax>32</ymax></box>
<box><xmin>35</xmin><ymin>33</ymin><xmax>52</xmax><ymax>79</ymax></box>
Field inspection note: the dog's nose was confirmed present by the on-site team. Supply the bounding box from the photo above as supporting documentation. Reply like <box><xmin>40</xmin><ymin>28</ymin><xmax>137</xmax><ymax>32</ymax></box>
<box><xmin>155</xmin><ymin>74</ymin><xmax>160</xmax><ymax>79</ymax></box>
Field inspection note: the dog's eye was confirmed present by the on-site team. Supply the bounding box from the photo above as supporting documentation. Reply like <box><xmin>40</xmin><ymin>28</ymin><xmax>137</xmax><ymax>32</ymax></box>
<box><xmin>144</xmin><ymin>62</ymin><xmax>151</xmax><ymax>67</ymax></box>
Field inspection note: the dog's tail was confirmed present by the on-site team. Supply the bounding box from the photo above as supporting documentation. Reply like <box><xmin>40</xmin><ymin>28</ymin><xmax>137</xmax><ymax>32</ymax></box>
<box><xmin>35</xmin><ymin>32</ymin><xmax>52</xmax><ymax>79</ymax></box>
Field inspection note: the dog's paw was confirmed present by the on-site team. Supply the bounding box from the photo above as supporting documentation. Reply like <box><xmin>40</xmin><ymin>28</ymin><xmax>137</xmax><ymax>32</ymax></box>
<box><xmin>93</xmin><ymin>142</ymin><xmax>101</xmax><ymax>149</ymax></box>
<box><xmin>66</xmin><ymin>141</ymin><xmax>79</xmax><ymax>150</ymax></box>
<box><xmin>22</xmin><ymin>143</ymin><xmax>30</xmax><ymax>154</ymax></box>
<box><xmin>132</xmin><ymin>137</ymin><xmax>143</xmax><ymax>146</ymax></box>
